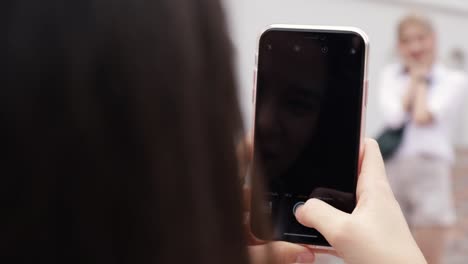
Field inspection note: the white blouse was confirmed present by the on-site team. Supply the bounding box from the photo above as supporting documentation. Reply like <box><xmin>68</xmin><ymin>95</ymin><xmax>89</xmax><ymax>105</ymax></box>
<box><xmin>378</xmin><ymin>63</ymin><xmax>468</xmax><ymax>163</ymax></box>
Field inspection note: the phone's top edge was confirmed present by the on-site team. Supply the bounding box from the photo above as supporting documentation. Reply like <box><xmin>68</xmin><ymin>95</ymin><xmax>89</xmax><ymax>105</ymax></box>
<box><xmin>257</xmin><ymin>24</ymin><xmax>370</xmax><ymax>45</ymax></box>
<box><xmin>255</xmin><ymin>24</ymin><xmax>370</xmax><ymax>76</ymax></box>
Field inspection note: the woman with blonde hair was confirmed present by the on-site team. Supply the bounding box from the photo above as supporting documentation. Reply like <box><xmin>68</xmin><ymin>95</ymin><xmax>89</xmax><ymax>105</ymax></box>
<box><xmin>379</xmin><ymin>13</ymin><xmax>467</xmax><ymax>264</ymax></box>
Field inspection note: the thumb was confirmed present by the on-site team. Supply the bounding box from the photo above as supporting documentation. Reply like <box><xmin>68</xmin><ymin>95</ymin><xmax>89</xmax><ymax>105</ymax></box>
<box><xmin>295</xmin><ymin>198</ymin><xmax>349</xmax><ymax>244</ymax></box>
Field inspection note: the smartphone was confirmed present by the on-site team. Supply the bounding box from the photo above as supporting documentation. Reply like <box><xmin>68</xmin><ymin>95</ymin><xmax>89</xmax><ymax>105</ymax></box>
<box><xmin>250</xmin><ymin>25</ymin><xmax>369</xmax><ymax>247</ymax></box>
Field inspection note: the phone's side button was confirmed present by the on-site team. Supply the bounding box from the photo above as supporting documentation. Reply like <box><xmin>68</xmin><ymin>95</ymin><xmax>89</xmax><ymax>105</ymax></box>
<box><xmin>252</xmin><ymin>69</ymin><xmax>257</xmax><ymax>103</ymax></box>
<box><xmin>364</xmin><ymin>80</ymin><xmax>369</xmax><ymax>107</ymax></box>
<box><xmin>252</xmin><ymin>88</ymin><xmax>255</xmax><ymax>103</ymax></box>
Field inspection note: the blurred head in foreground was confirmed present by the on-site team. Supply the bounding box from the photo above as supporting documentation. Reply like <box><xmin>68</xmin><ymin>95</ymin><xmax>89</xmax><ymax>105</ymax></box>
<box><xmin>0</xmin><ymin>0</ymin><xmax>248</xmax><ymax>263</ymax></box>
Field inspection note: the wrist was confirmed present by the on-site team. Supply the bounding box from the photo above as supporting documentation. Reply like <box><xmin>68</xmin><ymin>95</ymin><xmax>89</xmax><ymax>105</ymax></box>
<box><xmin>385</xmin><ymin>247</ymin><xmax>427</xmax><ymax>264</ymax></box>
<box><xmin>412</xmin><ymin>75</ymin><xmax>430</xmax><ymax>85</ymax></box>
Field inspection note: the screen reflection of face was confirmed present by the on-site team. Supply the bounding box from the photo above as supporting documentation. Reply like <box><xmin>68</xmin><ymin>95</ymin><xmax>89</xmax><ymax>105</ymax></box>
<box><xmin>256</xmin><ymin>43</ymin><xmax>326</xmax><ymax>180</ymax></box>
<box><xmin>252</xmin><ymin>31</ymin><xmax>363</xmax><ymax>244</ymax></box>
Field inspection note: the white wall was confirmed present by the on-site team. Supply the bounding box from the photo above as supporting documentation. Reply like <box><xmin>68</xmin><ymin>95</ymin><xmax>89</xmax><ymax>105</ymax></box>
<box><xmin>224</xmin><ymin>0</ymin><xmax>468</xmax><ymax>145</ymax></box>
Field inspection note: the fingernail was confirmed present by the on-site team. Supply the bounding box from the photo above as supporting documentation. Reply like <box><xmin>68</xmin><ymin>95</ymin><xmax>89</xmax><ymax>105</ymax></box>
<box><xmin>295</xmin><ymin>252</ymin><xmax>315</xmax><ymax>263</ymax></box>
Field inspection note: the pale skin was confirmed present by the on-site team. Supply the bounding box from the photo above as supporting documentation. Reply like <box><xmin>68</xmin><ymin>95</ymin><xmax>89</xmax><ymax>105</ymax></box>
<box><xmin>242</xmin><ymin>138</ymin><xmax>427</xmax><ymax>264</ymax></box>
<box><xmin>397</xmin><ymin>21</ymin><xmax>448</xmax><ymax>264</ymax></box>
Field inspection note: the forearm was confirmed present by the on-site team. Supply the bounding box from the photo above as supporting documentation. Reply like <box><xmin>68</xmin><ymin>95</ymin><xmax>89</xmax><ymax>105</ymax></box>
<box><xmin>402</xmin><ymin>82</ymin><xmax>416</xmax><ymax>112</ymax></box>
<box><xmin>402</xmin><ymin>77</ymin><xmax>423</xmax><ymax>113</ymax></box>
<box><xmin>412</xmin><ymin>82</ymin><xmax>433</xmax><ymax>125</ymax></box>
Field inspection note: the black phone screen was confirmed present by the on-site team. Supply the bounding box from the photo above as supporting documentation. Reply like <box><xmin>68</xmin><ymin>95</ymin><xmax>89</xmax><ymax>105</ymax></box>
<box><xmin>251</xmin><ymin>28</ymin><xmax>366</xmax><ymax>246</ymax></box>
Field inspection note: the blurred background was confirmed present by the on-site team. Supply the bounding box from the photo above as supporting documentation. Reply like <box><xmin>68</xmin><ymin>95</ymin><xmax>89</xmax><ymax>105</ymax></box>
<box><xmin>224</xmin><ymin>0</ymin><xmax>468</xmax><ymax>263</ymax></box>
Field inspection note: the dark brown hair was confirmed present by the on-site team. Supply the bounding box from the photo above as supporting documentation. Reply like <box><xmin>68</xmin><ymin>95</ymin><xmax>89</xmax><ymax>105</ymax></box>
<box><xmin>0</xmin><ymin>0</ymin><xmax>248</xmax><ymax>263</ymax></box>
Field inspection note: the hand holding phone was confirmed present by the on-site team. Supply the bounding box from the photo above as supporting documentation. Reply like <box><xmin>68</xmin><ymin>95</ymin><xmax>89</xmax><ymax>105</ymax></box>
<box><xmin>295</xmin><ymin>139</ymin><xmax>427</xmax><ymax>264</ymax></box>
<box><xmin>245</xmin><ymin>138</ymin><xmax>426</xmax><ymax>263</ymax></box>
